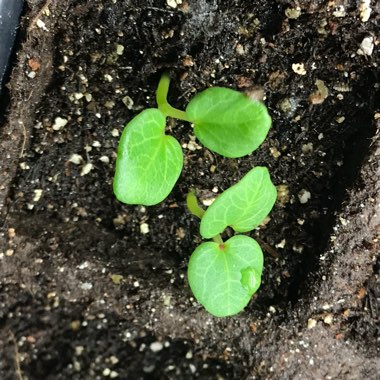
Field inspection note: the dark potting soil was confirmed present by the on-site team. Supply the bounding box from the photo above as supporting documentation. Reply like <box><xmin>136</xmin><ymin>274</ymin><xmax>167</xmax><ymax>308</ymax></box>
<box><xmin>0</xmin><ymin>1</ymin><xmax>379</xmax><ymax>379</ymax></box>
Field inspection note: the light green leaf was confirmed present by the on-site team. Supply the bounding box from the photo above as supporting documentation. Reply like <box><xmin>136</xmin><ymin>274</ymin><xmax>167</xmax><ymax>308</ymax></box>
<box><xmin>188</xmin><ymin>235</ymin><xmax>263</xmax><ymax>317</ymax></box>
<box><xmin>113</xmin><ymin>108</ymin><xmax>183</xmax><ymax>205</ymax></box>
<box><xmin>186</xmin><ymin>88</ymin><xmax>271</xmax><ymax>158</ymax></box>
<box><xmin>200</xmin><ymin>167</ymin><xmax>276</xmax><ymax>239</ymax></box>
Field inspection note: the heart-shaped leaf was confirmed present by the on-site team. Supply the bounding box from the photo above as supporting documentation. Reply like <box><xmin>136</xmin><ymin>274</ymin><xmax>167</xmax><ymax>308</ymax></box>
<box><xmin>113</xmin><ymin>108</ymin><xmax>183</xmax><ymax>205</ymax></box>
<box><xmin>186</xmin><ymin>88</ymin><xmax>271</xmax><ymax>158</ymax></box>
<box><xmin>200</xmin><ymin>167</ymin><xmax>276</xmax><ymax>239</ymax></box>
<box><xmin>188</xmin><ymin>235</ymin><xmax>263</xmax><ymax>317</ymax></box>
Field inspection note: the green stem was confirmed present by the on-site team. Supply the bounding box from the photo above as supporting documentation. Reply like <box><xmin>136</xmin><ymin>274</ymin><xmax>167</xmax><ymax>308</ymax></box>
<box><xmin>212</xmin><ymin>234</ymin><xmax>224</xmax><ymax>245</ymax></box>
<box><xmin>156</xmin><ymin>72</ymin><xmax>192</xmax><ymax>122</ymax></box>
<box><xmin>186</xmin><ymin>189</ymin><xmax>224</xmax><ymax>245</ymax></box>
<box><xmin>186</xmin><ymin>189</ymin><xmax>205</xmax><ymax>219</ymax></box>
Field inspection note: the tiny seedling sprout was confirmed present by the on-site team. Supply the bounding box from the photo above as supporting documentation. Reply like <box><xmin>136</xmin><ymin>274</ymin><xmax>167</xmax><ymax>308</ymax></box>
<box><xmin>113</xmin><ymin>73</ymin><xmax>276</xmax><ymax>317</ymax></box>
<box><xmin>114</xmin><ymin>73</ymin><xmax>271</xmax><ymax>205</ymax></box>
<box><xmin>187</xmin><ymin>167</ymin><xmax>276</xmax><ymax>317</ymax></box>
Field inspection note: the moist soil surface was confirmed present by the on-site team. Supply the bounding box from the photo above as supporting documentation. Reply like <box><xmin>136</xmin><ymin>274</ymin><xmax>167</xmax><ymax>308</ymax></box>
<box><xmin>0</xmin><ymin>1</ymin><xmax>379</xmax><ymax>379</ymax></box>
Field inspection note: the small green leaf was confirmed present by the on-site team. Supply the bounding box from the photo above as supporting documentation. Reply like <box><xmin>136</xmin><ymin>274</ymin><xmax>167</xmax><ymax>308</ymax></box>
<box><xmin>186</xmin><ymin>88</ymin><xmax>271</xmax><ymax>158</ymax></box>
<box><xmin>188</xmin><ymin>235</ymin><xmax>263</xmax><ymax>317</ymax></box>
<box><xmin>200</xmin><ymin>167</ymin><xmax>276</xmax><ymax>239</ymax></box>
<box><xmin>113</xmin><ymin>108</ymin><xmax>183</xmax><ymax>205</ymax></box>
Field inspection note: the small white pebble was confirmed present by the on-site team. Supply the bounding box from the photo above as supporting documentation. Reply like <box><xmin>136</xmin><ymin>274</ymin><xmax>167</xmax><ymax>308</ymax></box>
<box><xmin>27</xmin><ymin>71</ymin><xmax>37</xmax><ymax>79</ymax></box>
<box><xmin>104</xmin><ymin>74</ymin><xmax>113</xmax><ymax>82</ymax></box>
<box><xmin>69</xmin><ymin>154</ymin><xmax>83</xmax><ymax>165</ymax></box>
<box><xmin>7</xmin><ymin>228</ymin><xmax>16</xmax><ymax>239</ymax></box>
<box><xmin>298</xmin><ymin>189</ymin><xmax>311</xmax><ymax>204</ymax></box>
<box><xmin>105</xmin><ymin>100</ymin><xmax>115</xmax><ymax>109</ymax></box>
<box><xmin>33</xmin><ymin>189</ymin><xmax>43</xmax><ymax>202</ymax></box>
<box><xmin>92</xmin><ymin>140</ymin><xmax>101</xmax><ymax>148</ymax></box>
<box><xmin>110</xmin><ymin>371</ymin><xmax>119</xmax><ymax>379</ymax></box>
<box><xmin>5</xmin><ymin>249</ymin><xmax>14</xmax><ymax>257</ymax></box>
<box><xmin>73</xmin><ymin>361</ymin><xmax>81</xmax><ymax>371</ymax></box>
<box><xmin>163</xmin><ymin>295</ymin><xmax>171</xmax><ymax>306</ymax></box>
<box><xmin>36</xmin><ymin>19</ymin><xmax>48</xmax><ymax>31</ymax></box>
<box><xmin>285</xmin><ymin>7</ymin><xmax>301</xmax><ymax>19</ymax></box>
<box><xmin>358</xmin><ymin>36</ymin><xmax>374</xmax><ymax>56</ymax></box>
<box><xmin>140</xmin><ymin>223</ymin><xmax>149</xmax><ymax>234</ymax></box>
<box><xmin>122</xmin><ymin>96</ymin><xmax>134</xmax><ymax>110</ymax></box>
<box><xmin>293</xmin><ymin>243</ymin><xmax>304</xmax><ymax>254</ymax></box>
<box><xmin>116</xmin><ymin>44</ymin><xmax>124</xmax><ymax>55</ymax></box>
<box><xmin>202</xmin><ymin>198</ymin><xmax>215</xmax><ymax>206</ymax></box>
<box><xmin>99</xmin><ymin>156</ymin><xmax>110</xmax><ymax>164</ymax></box>
<box><xmin>75</xmin><ymin>346</ymin><xmax>85</xmax><ymax>355</ymax></box>
<box><xmin>81</xmin><ymin>282</ymin><xmax>93</xmax><ymax>290</ymax></box>
<box><xmin>292</xmin><ymin>63</ymin><xmax>307</xmax><ymax>75</ymax></box>
<box><xmin>323</xmin><ymin>314</ymin><xmax>333</xmax><ymax>325</ymax></box>
<box><xmin>359</xmin><ymin>0</ymin><xmax>372</xmax><ymax>22</ymax></box>
<box><xmin>80</xmin><ymin>163</ymin><xmax>94</xmax><ymax>176</ymax></box>
<box><xmin>307</xmin><ymin>318</ymin><xmax>317</xmax><ymax>329</ymax></box>
<box><xmin>52</xmin><ymin>117</ymin><xmax>68</xmax><ymax>131</ymax></box>
<box><xmin>301</xmin><ymin>143</ymin><xmax>314</xmax><ymax>154</ymax></box>
<box><xmin>270</xmin><ymin>146</ymin><xmax>281</xmax><ymax>158</ymax></box>
<box><xmin>109</xmin><ymin>356</ymin><xmax>119</xmax><ymax>365</ymax></box>
<box><xmin>103</xmin><ymin>368</ymin><xmax>111</xmax><ymax>376</ymax></box>
<box><xmin>187</xmin><ymin>140</ymin><xmax>202</xmax><ymax>151</ymax></box>
<box><xmin>235</xmin><ymin>43</ymin><xmax>245</xmax><ymax>55</ymax></box>
<box><xmin>333</xmin><ymin>6</ymin><xmax>346</xmax><ymax>18</ymax></box>
<box><xmin>167</xmin><ymin>0</ymin><xmax>176</xmax><ymax>8</ymax></box>
<box><xmin>150</xmin><ymin>341</ymin><xmax>163</xmax><ymax>352</ymax></box>
<box><xmin>111</xmin><ymin>129</ymin><xmax>119</xmax><ymax>137</ymax></box>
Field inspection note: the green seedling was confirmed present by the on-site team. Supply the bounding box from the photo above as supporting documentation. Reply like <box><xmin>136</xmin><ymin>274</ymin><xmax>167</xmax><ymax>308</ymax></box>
<box><xmin>187</xmin><ymin>166</ymin><xmax>277</xmax><ymax>317</ymax></box>
<box><xmin>114</xmin><ymin>73</ymin><xmax>271</xmax><ymax>205</ymax></box>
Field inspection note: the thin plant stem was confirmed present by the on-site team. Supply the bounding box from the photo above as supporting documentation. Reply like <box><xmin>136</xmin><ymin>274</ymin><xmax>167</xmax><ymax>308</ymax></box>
<box><xmin>186</xmin><ymin>189</ymin><xmax>224</xmax><ymax>245</ymax></box>
<box><xmin>186</xmin><ymin>189</ymin><xmax>205</xmax><ymax>219</ymax></box>
<box><xmin>212</xmin><ymin>234</ymin><xmax>224</xmax><ymax>245</ymax></box>
<box><xmin>156</xmin><ymin>72</ymin><xmax>192</xmax><ymax>122</ymax></box>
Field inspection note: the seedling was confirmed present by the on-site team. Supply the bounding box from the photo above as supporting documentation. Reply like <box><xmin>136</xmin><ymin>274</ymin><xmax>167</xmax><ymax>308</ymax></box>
<box><xmin>113</xmin><ymin>73</ymin><xmax>276</xmax><ymax>317</ymax></box>
<box><xmin>114</xmin><ymin>73</ymin><xmax>271</xmax><ymax>205</ymax></box>
<box><xmin>187</xmin><ymin>167</ymin><xmax>277</xmax><ymax>317</ymax></box>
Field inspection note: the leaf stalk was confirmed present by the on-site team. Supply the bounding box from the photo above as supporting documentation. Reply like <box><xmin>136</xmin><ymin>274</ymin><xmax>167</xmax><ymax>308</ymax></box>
<box><xmin>186</xmin><ymin>189</ymin><xmax>223</xmax><ymax>244</ymax></box>
<box><xmin>156</xmin><ymin>72</ymin><xmax>192</xmax><ymax>122</ymax></box>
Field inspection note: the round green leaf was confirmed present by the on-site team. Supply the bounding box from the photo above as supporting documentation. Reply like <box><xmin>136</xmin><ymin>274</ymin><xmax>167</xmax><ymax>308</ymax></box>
<box><xmin>186</xmin><ymin>88</ymin><xmax>271</xmax><ymax>158</ymax></box>
<box><xmin>188</xmin><ymin>235</ymin><xmax>263</xmax><ymax>317</ymax></box>
<box><xmin>113</xmin><ymin>108</ymin><xmax>183</xmax><ymax>205</ymax></box>
<box><xmin>200</xmin><ymin>167</ymin><xmax>277</xmax><ymax>239</ymax></box>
